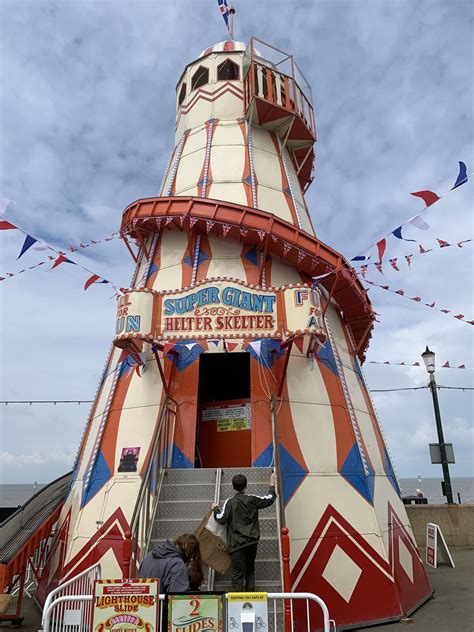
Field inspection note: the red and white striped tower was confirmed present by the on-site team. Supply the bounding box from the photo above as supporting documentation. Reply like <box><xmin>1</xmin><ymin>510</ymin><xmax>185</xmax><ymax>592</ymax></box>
<box><xmin>38</xmin><ymin>39</ymin><xmax>432</xmax><ymax>628</ymax></box>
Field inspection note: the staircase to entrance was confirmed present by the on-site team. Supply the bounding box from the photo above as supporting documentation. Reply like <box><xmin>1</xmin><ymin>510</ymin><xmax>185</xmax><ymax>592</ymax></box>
<box><xmin>148</xmin><ymin>467</ymin><xmax>283</xmax><ymax>593</ymax></box>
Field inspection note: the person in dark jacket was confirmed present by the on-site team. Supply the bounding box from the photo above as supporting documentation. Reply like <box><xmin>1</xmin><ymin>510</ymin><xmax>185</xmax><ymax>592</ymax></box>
<box><xmin>212</xmin><ymin>471</ymin><xmax>276</xmax><ymax>591</ymax></box>
<box><xmin>138</xmin><ymin>533</ymin><xmax>203</xmax><ymax>592</ymax></box>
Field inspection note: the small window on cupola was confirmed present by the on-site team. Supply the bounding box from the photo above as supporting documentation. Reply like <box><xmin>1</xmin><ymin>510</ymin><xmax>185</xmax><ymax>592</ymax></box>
<box><xmin>191</xmin><ymin>66</ymin><xmax>209</xmax><ymax>91</ymax></box>
<box><xmin>178</xmin><ymin>82</ymin><xmax>187</xmax><ymax>106</ymax></box>
<box><xmin>217</xmin><ymin>58</ymin><xmax>239</xmax><ymax>81</ymax></box>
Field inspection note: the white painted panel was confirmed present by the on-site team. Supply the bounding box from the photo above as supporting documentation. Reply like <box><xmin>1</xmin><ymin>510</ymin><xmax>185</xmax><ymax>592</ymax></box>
<box><xmin>269</xmin><ymin>258</ymin><xmax>301</xmax><ymax>287</ymax></box>
<box><xmin>207</xmin><ymin>182</ymin><xmax>248</xmax><ymax>207</ymax></box>
<box><xmin>205</xmin><ymin>236</ymin><xmax>245</xmax><ymax>279</ymax></box>
<box><xmin>174</xmin><ymin>148</ymin><xmax>205</xmax><ymax>196</ymax></box>
<box><xmin>257</xmin><ymin>184</ymin><xmax>293</xmax><ymax>223</ymax></box>
<box><xmin>214</xmin><ymin>90</ymin><xmax>244</xmax><ymax>120</ymax></box>
<box><xmin>181</xmin><ymin>126</ymin><xmax>206</xmax><ymax>157</ymax></box>
<box><xmin>212</xmin><ymin>120</ymin><xmax>245</xmax><ymax>147</ymax></box>
<box><xmin>287</xmin><ymin>474</ymin><xmax>390</xmax><ymax>574</ymax></box>
<box><xmin>210</xmin><ymin>145</ymin><xmax>245</xmax><ymax>182</ymax></box>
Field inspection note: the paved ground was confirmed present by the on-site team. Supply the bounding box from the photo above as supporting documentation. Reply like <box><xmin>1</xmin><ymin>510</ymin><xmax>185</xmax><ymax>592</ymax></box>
<box><xmin>2</xmin><ymin>548</ymin><xmax>473</xmax><ymax>631</ymax></box>
<box><xmin>355</xmin><ymin>547</ymin><xmax>474</xmax><ymax>632</ymax></box>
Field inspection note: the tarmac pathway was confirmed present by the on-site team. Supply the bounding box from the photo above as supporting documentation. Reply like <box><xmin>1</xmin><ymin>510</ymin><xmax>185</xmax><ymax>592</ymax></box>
<box><xmin>2</xmin><ymin>547</ymin><xmax>473</xmax><ymax>631</ymax></box>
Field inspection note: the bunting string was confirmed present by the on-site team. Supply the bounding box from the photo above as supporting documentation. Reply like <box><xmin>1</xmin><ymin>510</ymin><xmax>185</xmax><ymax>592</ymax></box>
<box><xmin>364</xmin><ymin>277</ymin><xmax>473</xmax><ymax>325</ymax></box>
<box><xmin>367</xmin><ymin>360</ymin><xmax>470</xmax><ymax>369</ymax></box>
<box><xmin>356</xmin><ymin>238</ymin><xmax>472</xmax><ymax>276</ymax></box>
<box><xmin>352</xmin><ymin>162</ymin><xmax>471</xmax><ymax>263</ymax></box>
<box><xmin>0</xmin><ymin>219</ymin><xmax>120</xmax><ymax>291</ymax></box>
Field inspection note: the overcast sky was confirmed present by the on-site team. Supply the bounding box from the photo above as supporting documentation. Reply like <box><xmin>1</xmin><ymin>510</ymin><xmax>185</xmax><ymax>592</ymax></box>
<box><xmin>0</xmin><ymin>0</ymin><xmax>472</xmax><ymax>487</ymax></box>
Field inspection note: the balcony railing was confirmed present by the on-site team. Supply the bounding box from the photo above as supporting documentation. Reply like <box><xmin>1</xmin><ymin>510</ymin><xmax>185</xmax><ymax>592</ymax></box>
<box><xmin>243</xmin><ymin>37</ymin><xmax>316</xmax><ymax>141</ymax></box>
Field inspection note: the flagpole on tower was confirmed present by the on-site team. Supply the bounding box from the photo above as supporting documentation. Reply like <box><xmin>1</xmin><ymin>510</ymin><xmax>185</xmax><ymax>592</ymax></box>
<box><xmin>229</xmin><ymin>5</ymin><xmax>235</xmax><ymax>40</ymax></box>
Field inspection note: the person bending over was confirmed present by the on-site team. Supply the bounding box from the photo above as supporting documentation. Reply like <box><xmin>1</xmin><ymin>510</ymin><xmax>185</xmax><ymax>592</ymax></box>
<box><xmin>212</xmin><ymin>471</ymin><xmax>276</xmax><ymax>591</ymax></box>
<box><xmin>139</xmin><ymin>533</ymin><xmax>203</xmax><ymax>592</ymax></box>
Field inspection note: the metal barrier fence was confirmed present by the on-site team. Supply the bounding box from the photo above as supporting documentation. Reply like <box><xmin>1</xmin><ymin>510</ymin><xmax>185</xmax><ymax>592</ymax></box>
<box><xmin>42</xmin><ymin>591</ymin><xmax>336</xmax><ymax>632</ymax></box>
<box><xmin>41</xmin><ymin>563</ymin><xmax>101</xmax><ymax>631</ymax></box>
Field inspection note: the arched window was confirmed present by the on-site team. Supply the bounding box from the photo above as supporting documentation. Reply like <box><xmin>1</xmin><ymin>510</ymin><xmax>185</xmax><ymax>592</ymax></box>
<box><xmin>217</xmin><ymin>58</ymin><xmax>239</xmax><ymax>81</ymax></box>
<box><xmin>178</xmin><ymin>82</ymin><xmax>187</xmax><ymax>106</ymax></box>
<box><xmin>191</xmin><ymin>66</ymin><xmax>209</xmax><ymax>91</ymax></box>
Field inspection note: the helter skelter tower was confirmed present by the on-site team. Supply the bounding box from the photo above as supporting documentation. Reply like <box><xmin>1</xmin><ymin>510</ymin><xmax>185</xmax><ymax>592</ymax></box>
<box><xmin>39</xmin><ymin>39</ymin><xmax>432</xmax><ymax>628</ymax></box>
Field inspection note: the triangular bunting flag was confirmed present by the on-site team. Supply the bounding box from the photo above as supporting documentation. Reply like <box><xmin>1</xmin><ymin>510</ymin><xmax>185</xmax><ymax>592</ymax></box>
<box><xmin>442</xmin><ymin>361</ymin><xmax>450</xmax><ymax>368</ymax></box>
<box><xmin>389</xmin><ymin>258</ymin><xmax>399</xmax><ymax>271</ymax></box>
<box><xmin>375</xmin><ymin>262</ymin><xmax>384</xmax><ymax>274</ymax></box>
<box><xmin>405</xmin><ymin>255</ymin><xmax>412</xmax><ymax>268</ymax></box>
<box><xmin>360</xmin><ymin>265</ymin><xmax>368</xmax><ymax>278</ymax></box>
<box><xmin>437</xmin><ymin>238</ymin><xmax>450</xmax><ymax>248</ymax></box>
<box><xmin>17</xmin><ymin>235</ymin><xmax>38</xmax><ymax>259</ymax></box>
<box><xmin>454</xmin><ymin>314</ymin><xmax>465</xmax><ymax>320</ymax></box>
<box><xmin>184</xmin><ymin>342</ymin><xmax>198</xmax><ymax>351</ymax></box>
<box><xmin>458</xmin><ymin>364</ymin><xmax>465</xmax><ymax>369</ymax></box>
<box><xmin>248</xmin><ymin>340</ymin><xmax>262</xmax><ymax>356</ymax></box>
<box><xmin>376</xmin><ymin>238</ymin><xmax>386</xmax><ymax>261</ymax></box>
<box><xmin>451</xmin><ymin>161</ymin><xmax>468</xmax><ymax>190</ymax></box>
<box><xmin>84</xmin><ymin>274</ymin><xmax>109</xmax><ymax>290</ymax></box>
<box><xmin>409</xmin><ymin>215</ymin><xmax>430</xmax><ymax>230</ymax></box>
<box><xmin>410</xmin><ymin>190</ymin><xmax>440</xmax><ymax>207</ymax></box>
<box><xmin>392</xmin><ymin>227</ymin><xmax>416</xmax><ymax>242</ymax></box>
<box><xmin>410</xmin><ymin>296</ymin><xmax>422</xmax><ymax>302</ymax></box>
<box><xmin>51</xmin><ymin>254</ymin><xmax>75</xmax><ymax>269</ymax></box>
<box><xmin>227</xmin><ymin>342</ymin><xmax>238</xmax><ymax>352</ymax></box>
<box><xmin>0</xmin><ymin>220</ymin><xmax>16</xmax><ymax>230</ymax></box>
<box><xmin>163</xmin><ymin>343</ymin><xmax>175</xmax><ymax>355</ymax></box>
<box><xmin>210</xmin><ymin>340</ymin><xmax>219</xmax><ymax>346</ymax></box>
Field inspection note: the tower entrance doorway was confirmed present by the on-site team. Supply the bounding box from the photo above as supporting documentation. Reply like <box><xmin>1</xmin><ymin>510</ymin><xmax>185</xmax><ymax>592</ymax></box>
<box><xmin>196</xmin><ymin>352</ymin><xmax>252</xmax><ymax>468</ymax></box>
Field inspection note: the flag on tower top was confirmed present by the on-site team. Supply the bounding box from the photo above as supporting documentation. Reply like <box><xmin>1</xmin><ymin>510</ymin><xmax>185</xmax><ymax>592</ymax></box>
<box><xmin>217</xmin><ymin>0</ymin><xmax>231</xmax><ymax>32</ymax></box>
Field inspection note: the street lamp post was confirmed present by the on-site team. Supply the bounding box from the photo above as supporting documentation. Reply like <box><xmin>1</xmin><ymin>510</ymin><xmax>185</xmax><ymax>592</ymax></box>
<box><xmin>421</xmin><ymin>346</ymin><xmax>454</xmax><ymax>504</ymax></box>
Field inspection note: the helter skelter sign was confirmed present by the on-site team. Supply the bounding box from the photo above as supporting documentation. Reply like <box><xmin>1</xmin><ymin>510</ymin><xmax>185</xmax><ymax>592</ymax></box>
<box><xmin>114</xmin><ymin>278</ymin><xmax>326</xmax><ymax>344</ymax></box>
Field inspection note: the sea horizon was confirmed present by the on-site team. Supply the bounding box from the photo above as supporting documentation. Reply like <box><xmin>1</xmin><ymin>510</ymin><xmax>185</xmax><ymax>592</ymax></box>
<box><xmin>1</xmin><ymin>477</ymin><xmax>473</xmax><ymax>508</ymax></box>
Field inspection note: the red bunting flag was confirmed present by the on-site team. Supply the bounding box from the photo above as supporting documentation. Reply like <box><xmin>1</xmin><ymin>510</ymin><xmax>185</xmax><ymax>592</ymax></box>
<box><xmin>458</xmin><ymin>364</ymin><xmax>466</xmax><ymax>369</ymax></box>
<box><xmin>227</xmin><ymin>342</ymin><xmax>238</xmax><ymax>352</ymax></box>
<box><xmin>419</xmin><ymin>244</ymin><xmax>431</xmax><ymax>253</ymax></box>
<box><xmin>163</xmin><ymin>343</ymin><xmax>175</xmax><ymax>355</ymax></box>
<box><xmin>84</xmin><ymin>274</ymin><xmax>100</xmax><ymax>290</ymax></box>
<box><xmin>375</xmin><ymin>262</ymin><xmax>384</xmax><ymax>274</ymax></box>
<box><xmin>411</xmin><ymin>296</ymin><xmax>422</xmax><ymax>302</ymax></box>
<box><xmin>440</xmin><ymin>309</ymin><xmax>451</xmax><ymax>313</ymax></box>
<box><xmin>454</xmin><ymin>314</ymin><xmax>465</xmax><ymax>320</ymax></box>
<box><xmin>405</xmin><ymin>255</ymin><xmax>412</xmax><ymax>268</ymax></box>
<box><xmin>0</xmin><ymin>220</ymin><xmax>16</xmax><ymax>230</ymax></box>
<box><xmin>413</xmin><ymin>362</ymin><xmax>420</xmax><ymax>366</ymax></box>
<box><xmin>437</xmin><ymin>238</ymin><xmax>451</xmax><ymax>248</ymax></box>
<box><xmin>389</xmin><ymin>258</ymin><xmax>399</xmax><ymax>271</ymax></box>
<box><xmin>360</xmin><ymin>265</ymin><xmax>368</xmax><ymax>278</ymax></box>
<box><xmin>426</xmin><ymin>302</ymin><xmax>436</xmax><ymax>308</ymax></box>
<box><xmin>410</xmin><ymin>190</ymin><xmax>440</xmax><ymax>207</ymax></box>
<box><xmin>442</xmin><ymin>361</ymin><xmax>450</xmax><ymax>368</ymax></box>
<box><xmin>51</xmin><ymin>254</ymin><xmax>75</xmax><ymax>269</ymax></box>
<box><xmin>376</xmin><ymin>238</ymin><xmax>386</xmax><ymax>261</ymax></box>
<box><xmin>396</xmin><ymin>289</ymin><xmax>405</xmax><ymax>295</ymax></box>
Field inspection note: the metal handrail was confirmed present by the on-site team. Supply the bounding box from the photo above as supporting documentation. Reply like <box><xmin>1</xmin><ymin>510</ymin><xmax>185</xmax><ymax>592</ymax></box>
<box><xmin>128</xmin><ymin>396</ymin><xmax>177</xmax><ymax>575</ymax></box>
<box><xmin>206</xmin><ymin>468</ymin><xmax>222</xmax><ymax>591</ymax></box>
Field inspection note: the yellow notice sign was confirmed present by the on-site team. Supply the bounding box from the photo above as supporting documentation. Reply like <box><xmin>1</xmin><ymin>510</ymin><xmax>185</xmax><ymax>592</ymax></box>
<box><xmin>227</xmin><ymin>592</ymin><xmax>268</xmax><ymax>602</ymax></box>
<box><xmin>91</xmin><ymin>578</ymin><xmax>159</xmax><ymax>632</ymax></box>
<box><xmin>217</xmin><ymin>417</ymin><xmax>247</xmax><ymax>432</ymax></box>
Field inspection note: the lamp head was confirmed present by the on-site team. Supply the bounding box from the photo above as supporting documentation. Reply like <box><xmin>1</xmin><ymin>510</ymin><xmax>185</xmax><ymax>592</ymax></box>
<box><xmin>421</xmin><ymin>346</ymin><xmax>435</xmax><ymax>374</ymax></box>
